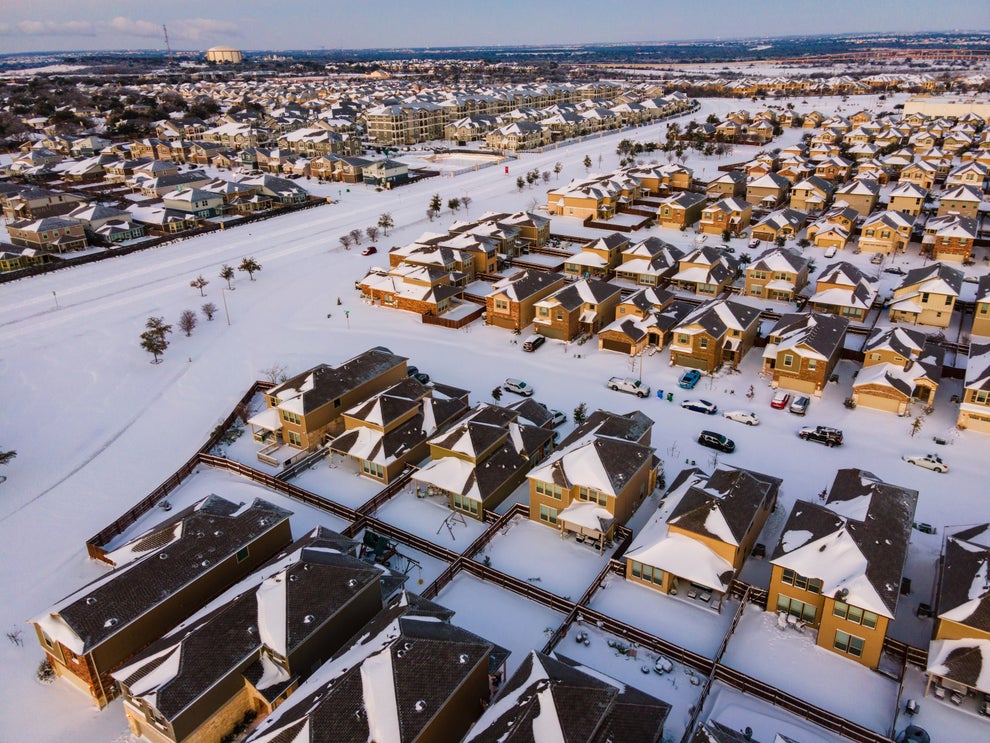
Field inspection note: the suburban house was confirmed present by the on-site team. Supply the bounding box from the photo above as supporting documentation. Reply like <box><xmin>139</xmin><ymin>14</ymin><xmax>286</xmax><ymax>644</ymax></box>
<box><xmin>937</xmin><ymin>184</ymin><xmax>983</xmax><ymax>219</ymax></box>
<box><xmin>789</xmin><ymin>176</ymin><xmax>834</xmax><ymax>214</ymax></box>
<box><xmin>243</xmin><ymin>594</ymin><xmax>508</xmax><ymax>743</ymax></box>
<box><xmin>809</xmin><ymin>261</ymin><xmax>879</xmax><ymax>322</ymax></box>
<box><xmin>546</xmin><ymin>174</ymin><xmax>640</xmax><ymax>220</ymax></box>
<box><xmin>533</xmin><ymin>278</ymin><xmax>622</xmax><ymax>341</ymax></box>
<box><xmin>112</xmin><ymin>528</ymin><xmax>390</xmax><ymax>743</ymax></box>
<box><xmin>624</xmin><ymin>466</ymin><xmax>781</xmax><ymax>610</ymax></box>
<box><xmin>161</xmin><ymin>188</ymin><xmax>225</xmax><ymax>219</ymax></box>
<box><xmin>749</xmin><ymin>208</ymin><xmax>807</xmax><ymax>243</ymax></box>
<box><xmin>463</xmin><ymin>651</ymin><xmax>671</xmax><ymax>743</ymax></box>
<box><xmin>945</xmin><ymin>160</ymin><xmax>988</xmax><ymax>190</ymax></box>
<box><xmin>745</xmin><ymin>173</ymin><xmax>791</xmax><ymax>209</ymax></box>
<box><xmin>670</xmin><ymin>246</ymin><xmax>739</xmax><ymax>297</ymax></box>
<box><xmin>852</xmin><ymin>326</ymin><xmax>944</xmax><ymax>414</ymax></box>
<box><xmin>362</xmin><ymin>159</ymin><xmax>409</xmax><ymax>188</ymax></box>
<box><xmin>412</xmin><ymin>403</ymin><xmax>556</xmax><ymax>518</ymax></box>
<box><xmin>527</xmin><ymin>409</ymin><xmax>659</xmax><ymax>549</ymax></box>
<box><xmin>597</xmin><ymin>288</ymin><xmax>695</xmax><ymax>355</ymax></box>
<box><xmin>743</xmin><ymin>247</ymin><xmax>809</xmax><ymax>301</ymax></box>
<box><xmin>30</xmin><ymin>495</ymin><xmax>293</xmax><ymax>708</ymax></box>
<box><xmin>887</xmin><ymin>182</ymin><xmax>928</xmax><ymax>217</ymax></box>
<box><xmin>768</xmin><ymin>469</ymin><xmax>918</xmax><ymax>669</ymax></box>
<box><xmin>973</xmin><ymin>275</ymin><xmax>990</xmax><ymax>338</ymax></box>
<box><xmin>613</xmin><ymin>236</ymin><xmax>684</xmax><ymax>287</ymax></box>
<box><xmin>476</xmin><ymin>210</ymin><xmax>551</xmax><ymax>248</ymax></box>
<box><xmin>484</xmin><ymin>271</ymin><xmax>567</xmax><ymax>332</ymax></box>
<box><xmin>858</xmin><ymin>210</ymin><xmax>915</xmax><ymax>255</ymax></box>
<box><xmin>926</xmin><ymin>523</ymin><xmax>990</xmax><ymax>702</ymax></box>
<box><xmin>328</xmin><ymin>378</ymin><xmax>470</xmax><ymax>483</ymax></box>
<box><xmin>357</xmin><ymin>263</ymin><xmax>466</xmax><ymax>319</ymax></box>
<box><xmin>762</xmin><ymin>312</ymin><xmax>849</xmax><ymax>395</ymax></box>
<box><xmin>562</xmin><ymin>233</ymin><xmax>629</xmax><ymax>279</ymax></box>
<box><xmin>888</xmin><ymin>263</ymin><xmax>963</xmax><ymax>328</ymax></box>
<box><xmin>923</xmin><ymin>214</ymin><xmax>978</xmax><ymax>262</ymax></box>
<box><xmin>7</xmin><ymin>216</ymin><xmax>88</xmax><ymax>253</ymax></box>
<box><xmin>899</xmin><ymin>160</ymin><xmax>938</xmax><ymax>190</ymax></box>
<box><xmin>248</xmin><ymin>349</ymin><xmax>408</xmax><ymax>453</ymax></box>
<box><xmin>958</xmin><ymin>342</ymin><xmax>990</xmax><ymax>434</ymax></box>
<box><xmin>656</xmin><ymin>191</ymin><xmax>706</xmax><ymax>229</ymax></box>
<box><xmin>669</xmin><ymin>298</ymin><xmax>761</xmax><ymax>372</ymax></box>
<box><xmin>834</xmin><ymin>178</ymin><xmax>880</xmax><ymax>216</ymax></box>
<box><xmin>805</xmin><ymin>204</ymin><xmax>859</xmax><ymax>251</ymax></box>
<box><xmin>706</xmin><ymin>171</ymin><xmax>748</xmax><ymax>199</ymax></box>
<box><xmin>699</xmin><ymin>197</ymin><xmax>753</xmax><ymax>236</ymax></box>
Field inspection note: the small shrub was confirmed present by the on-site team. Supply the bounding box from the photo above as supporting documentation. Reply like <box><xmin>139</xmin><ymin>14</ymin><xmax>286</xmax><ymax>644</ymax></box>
<box><xmin>36</xmin><ymin>658</ymin><xmax>55</xmax><ymax>684</ymax></box>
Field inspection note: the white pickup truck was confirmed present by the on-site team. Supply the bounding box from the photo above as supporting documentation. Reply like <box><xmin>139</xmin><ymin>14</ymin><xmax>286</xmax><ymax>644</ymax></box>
<box><xmin>607</xmin><ymin>376</ymin><xmax>650</xmax><ymax>398</ymax></box>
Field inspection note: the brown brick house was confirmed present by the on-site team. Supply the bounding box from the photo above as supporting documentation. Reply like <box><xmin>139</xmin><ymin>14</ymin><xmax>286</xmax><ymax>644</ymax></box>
<box><xmin>699</xmin><ymin>197</ymin><xmax>752</xmax><ymax>236</ymax></box>
<box><xmin>669</xmin><ymin>298</ymin><xmax>760</xmax><ymax>371</ymax></box>
<box><xmin>923</xmin><ymin>215</ymin><xmax>978</xmax><ymax>262</ymax></box>
<box><xmin>743</xmin><ymin>247</ymin><xmax>809</xmax><ymax>301</ymax></box>
<box><xmin>7</xmin><ymin>216</ymin><xmax>88</xmax><ymax>253</ymax></box>
<box><xmin>533</xmin><ymin>278</ymin><xmax>622</xmax><ymax>341</ymax></box>
<box><xmin>484</xmin><ymin>270</ymin><xmax>566</xmax><ymax>332</ymax></box>
<box><xmin>656</xmin><ymin>191</ymin><xmax>706</xmax><ymax>229</ymax></box>
<box><xmin>762</xmin><ymin>312</ymin><xmax>849</xmax><ymax>395</ymax></box>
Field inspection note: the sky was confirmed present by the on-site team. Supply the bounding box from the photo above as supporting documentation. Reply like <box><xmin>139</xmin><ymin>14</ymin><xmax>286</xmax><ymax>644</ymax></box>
<box><xmin>0</xmin><ymin>0</ymin><xmax>986</xmax><ymax>54</ymax></box>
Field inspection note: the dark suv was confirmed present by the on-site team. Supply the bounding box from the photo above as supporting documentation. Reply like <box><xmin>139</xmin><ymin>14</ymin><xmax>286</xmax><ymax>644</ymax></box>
<box><xmin>698</xmin><ymin>430</ymin><xmax>735</xmax><ymax>453</ymax></box>
<box><xmin>798</xmin><ymin>426</ymin><xmax>843</xmax><ymax>447</ymax></box>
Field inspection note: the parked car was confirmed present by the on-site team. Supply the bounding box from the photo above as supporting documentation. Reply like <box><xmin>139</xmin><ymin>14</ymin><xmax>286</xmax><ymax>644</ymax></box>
<box><xmin>678</xmin><ymin>369</ymin><xmax>702</xmax><ymax>389</ymax></box>
<box><xmin>770</xmin><ymin>390</ymin><xmax>791</xmax><ymax>409</ymax></box>
<box><xmin>698</xmin><ymin>430</ymin><xmax>735</xmax><ymax>453</ymax></box>
<box><xmin>823</xmin><ymin>246</ymin><xmax>837</xmax><ymax>258</ymax></box>
<box><xmin>412</xmin><ymin>371</ymin><xmax>430</xmax><ymax>384</ymax></box>
<box><xmin>522</xmin><ymin>335</ymin><xmax>546</xmax><ymax>352</ymax></box>
<box><xmin>870</xmin><ymin>253</ymin><xmax>884</xmax><ymax>265</ymax></box>
<box><xmin>789</xmin><ymin>396</ymin><xmax>810</xmax><ymax>416</ymax></box>
<box><xmin>723</xmin><ymin>410</ymin><xmax>759</xmax><ymax>426</ymax></box>
<box><xmin>884</xmin><ymin>266</ymin><xmax>907</xmax><ymax>275</ymax></box>
<box><xmin>903</xmin><ymin>453</ymin><xmax>948</xmax><ymax>473</ymax></box>
<box><xmin>503</xmin><ymin>378</ymin><xmax>534</xmax><ymax>396</ymax></box>
<box><xmin>361</xmin><ymin>246</ymin><xmax>378</xmax><ymax>256</ymax></box>
<box><xmin>547</xmin><ymin>409</ymin><xmax>567</xmax><ymax>428</ymax></box>
<box><xmin>681</xmin><ymin>399</ymin><xmax>718</xmax><ymax>415</ymax></box>
<box><xmin>798</xmin><ymin>426</ymin><xmax>843</xmax><ymax>447</ymax></box>
<box><xmin>748</xmin><ymin>238</ymin><xmax>761</xmax><ymax>249</ymax></box>
<box><xmin>608</xmin><ymin>376</ymin><xmax>651</xmax><ymax>397</ymax></box>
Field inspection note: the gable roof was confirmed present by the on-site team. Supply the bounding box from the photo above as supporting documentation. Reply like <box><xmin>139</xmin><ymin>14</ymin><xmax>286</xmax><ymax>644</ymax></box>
<box><xmin>936</xmin><ymin>523</ymin><xmax>990</xmax><ymax>632</ymax></box>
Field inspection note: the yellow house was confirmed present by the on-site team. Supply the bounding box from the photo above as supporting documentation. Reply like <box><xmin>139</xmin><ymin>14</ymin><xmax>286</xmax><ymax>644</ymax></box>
<box><xmin>937</xmin><ymin>184</ymin><xmax>983</xmax><ymax>220</ymax></box>
<box><xmin>957</xmin><ymin>342</ymin><xmax>990</xmax><ymax>434</ymax></box>
<box><xmin>670</xmin><ymin>246</ymin><xmax>739</xmax><ymax>297</ymax></box>
<box><xmin>699</xmin><ymin>197</ymin><xmax>752</xmax><ymax>236</ymax></box>
<box><xmin>853</xmin><ymin>326</ymin><xmax>944</xmax><ymax>414</ymax></box>
<box><xmin>888</xmin><ymin>262</ymin><xmax>962</xmax><ymax>328</ymax></box>
<box><xmin>750</xmin><ymin>208</ymin><xmax>806</xmax><ymax>243</ymax></box>
<box><xmin>972</xmin><ymin>275</ymin><xmax>990</xmax><ymax>338</ymax></box>
<box><xmin>597</xmin><ymin>288</ymin><xmax>694</xmax><ymax>355</ymax></box>
<box><xmin>762</xmin><ymin>312</ymin><xmax>849</xmax><ymax>396</ymax></box>
<box><xmin>746</xmin><ymin>173</ymin><xmax>791</xmax><ymax>209</ymax></box>
<box><xmin>789</xmin><ymin>176</ymin><xmax>834</xmax><ymax>214</ymax></box>
<box><xmin>809</xmin><ymin>262</ymin><xmax>878</xmax><ymax>323</ymax></box>
<box><xmin>527</xmin><ymin>410</ymin><xmax>658</xmax><ymax>549</ymax></box>
<box><xmin>888</xmin><ymin>182</ymin><xmax>928</xmax><ymax>217</ymax></box>
<box><xmin>768</xmin><ymin>469</ymin><xmax>918</xmax><ymax>670</ymax></box>
<box><xmin>485</xmin><ymin>270</ymin><xmax>567</xmax><ymax>332</ymax></box>
<box><xmin>743</xmin><ymin>247</ymin><xmax>809</xmax><ymax>301</ymax></box>
<box><xmin>833</xmin><ymin>178</ymin><xmax>880</xmax><ymax>216</ymax></box>
<box><xmin>858</xmin><ymin>210</ymin><xmax>914</xmax><ymax>255</ymax></box>
<box><xmin>899</xmin><ymin>161</ymin><xmax>938</xmax><ymax>191</ymax></box>
<box><xmin>926</xmin><ymin>524</ymin><xmax>990</xmax><ymax>701</ymax></box>
<box><xmin>624</xmin><ymin>467</ymin><xmax>781</xmax><ymax>610</ymax></box>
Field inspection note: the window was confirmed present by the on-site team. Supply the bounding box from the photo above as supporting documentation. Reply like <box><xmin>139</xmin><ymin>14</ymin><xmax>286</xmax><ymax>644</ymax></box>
<box><xmin>453</xmin><ymin>494</ymin><xmax>480</xmax><ymax>515</ymax></box>
<box><xmin>539</xmin><ymin>505</ymin><xmax>558</xmax><ymax>524</ymax></box>
<box><xmin>535</xmin><ymin>481</ymin><xmax>563</xmax><ymax>500</ymax></box>
<box><xmin>808</xmin><ymin>359</ymin><xmax>817</xmax><ymax>371</ymax></box>
<box><xmin>288</xmin><ymin>431</ymin><xmax>302</xmax><ymax>447</ymax></box>
<box><xmin>921</xmin><ymin>293</ymin><xmax>930</xmax><ymax>304</ymax></box>
<box><xmin>236</xmin><ymin>546</ymin><xmax>250</xmax><ymax>563</ymax></box>
<box><xmin>833</xmin><ymin>630</ymin><xmax>865</xmax><ymax>658</ymax></box>
<box><xmin>361</xmin><ymin>460</ymin><xmax>385</xmax><ymax>479</ymax></box>
<box><xmin>280</xmin><ymin>410</ymin><xmax>301</xmax><ymax>425</ymax></box>
<box><xmin>973</xmin><ymin>390</ymin><xmax>988</xmax><ymax>405</ymax></box>
<box><xmin>781</xmin><ymin>568</ymin><xmax>822</xmax><ymax>594</ymax></box>
<box><xmin>833</xmin><ymin>601</ymin><xmax>878</xmax><ymax>629</ymax></box>
<box><xmin>630</xmin><ymin>560</ymin><xmax>664</xmax><ymax>586</ymax></box>
<box><xmin>494</xmin><ymin>298</ymin><xmax>509</xmax><ymax>312</ymax></box>
<box><xmin>782</xmin><ymin>354</ymin><xmax>793</xmax><ymax>368</ymax></box>
<box><xmin>777</xmin><ymin>595</ymin><xmax>817</xmax><ymax>623</ymax></box>
<box><xmin>578</xmin><ymin>487</ymin><xmax>608</xmax><ymax>506</ymax></box>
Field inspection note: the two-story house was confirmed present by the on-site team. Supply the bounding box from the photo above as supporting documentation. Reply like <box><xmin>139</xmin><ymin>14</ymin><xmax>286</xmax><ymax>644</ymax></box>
<box><xmin>789</xmin><ymin>176</ymin><xmax>834</xmax><ymax>214</ymax></box>
<box><xmin>805</xmin><ymin>204</ymin><xmax>858</xmax><ymax>251</ymax></box>
<box><xmin>937</xmin><ymin>184</ymin><xmax>983</xmax><ymax>220</ymax></box>
<box><xmin>749</xmin><ymin>208</ymin><xmax>806</xmax><ymax>243</ymax></box>
<box><xmin>858</xmin><ymin>210</ymin><xmax>914</xmax><ymax>255</ymax></box>
<box><xmin>30</xmin><ymin>496</ymin><xmax>293</xmax><ymax>708</ymax></box>
<box><xmin>533</xmin><ymin>278</ymin><xmax>622</xmax><ymax>340</ymax></box>
<box><xmin>887</xmin><ymin>182</ymin><xmax>928</xmax><ymax>217</ymax></box>
<box><xmin>670</xmin><ymin>246</ymin><xmax>739</xmax><ymax>297</ymax></box>
<box><xmin>834</xmin><ymin>178</ymin><xmax>880</xmax><ymax>216</ymax></box>
<box><xmin>745</xmin><ymin>173</ymin><xmax>791</xmax><ymax>209</ymax></box>
<box><xmin>613</xmin><ymin>236</ymin><xmax>684</xmax><ymax>288</ymax></box>
<box><xmin>597</xmin><ymin>288</ymin><xmax>695</xmax><ymax>355</ymax></box>
<box><xmin>484</xmin><ymin>271</ymin><xmax>567</xmax><ymax>332</ymax></box>
<box><xmin>656</xmin><ymin>191</ymin><xmax>706</xmax><ymax>229</ymax></box>
<box><xmin>762</xmin><ymin>312</ymin><xmax>849</xmax><ymax>395</ymax></box>
<box><xmin>809</xmin><ymin>262</ymin><xmax>878</xmax><ymax>323</ymax></box>
<box><xmin>973</xmin><ymin>275</ymin><xmax>990</xmax><ymax>338</ymax></box>
<box><xmin>743</xmin><ymin>247</ymin><xmax>809</xmax><ymax>302</ymax></box>
<box><xmin>7</xmin><ymin>216</ymin><xmax>88</xmax><ymax>253</ymax></box>
<box><xmin>923</xmin><ymin>214</ymin><xmax>978</xmax><ymax>262</ymax></box>
<box><xmin>957</xmin><ymin>342</ymin><xmax>990</xmax><ymax>434</ymax></box>
<box><xmin>562</xmin><ymin>233</ymin><xmax>629</xmax><ymax>279</ymax></box>
<box><xmin>669</xmin><ymin>298</ymin><xmax>761</xmax><ymax>372</ymax></box>
<box><xmin>768</xmin><ymin>469</ymin><xmax>918</xmax><ymax>669</ymax></box>
<box><xmin>624</xmin><ymin>466</ymin><xmax>781</xmax><ymax>611</ymax></box>
<box><xmin>699</xmin><ymin>197</ymin><xmax>753</xmax><ymax>236</ymax></box>
<box><xmin>888</xmin><ymin>262</ymin><xmax>963</xmax><ymax>328</ymax></box>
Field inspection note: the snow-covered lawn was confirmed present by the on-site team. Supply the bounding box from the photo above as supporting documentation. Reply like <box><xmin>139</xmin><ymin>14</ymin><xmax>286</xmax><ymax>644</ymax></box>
<box><xmin>477</xmin><ymin>516</ymin><xmax>613</xmax><ymax>600</ymax></box>
<box><xmin>373</xmin><ymin>487</ymin><xmax>488</xmax><ymax>551</ymax></box>
<box><xmin>285</xmin><ymin>454</ymin><xmax>384</xmax><ymax>510</ymax></box>
<box><xmin>348</xmin><ymin>526</ymin><xmax>451</xmax><ymax>590</ymax></box>
<box><xmin>699</xmin><ymin>682</ymin><xmax>847</xmax><ymax>743</ymax></box>
<box><xmin>720</xmin><ymin>604</ymin><xmax>899</xmax><ymax>733</ymax></box>
<box><xmin>589</xmin><ymin>575</ymin><xmax>738</xmax><ymax>658</ymax></box>
<box><xmin>893</xmin><ymin>667</ymin><xmax>990</xmax><ymax>741</ymax></box>
<box><xmin>553</xmin><ymin>621</ymin><xmax>706</xmax><ymax>742</ymax></box>
<box><xmin>432</xmin><ymin>573</ymin><xmax>566</xmax><ymax>676</ymax></box>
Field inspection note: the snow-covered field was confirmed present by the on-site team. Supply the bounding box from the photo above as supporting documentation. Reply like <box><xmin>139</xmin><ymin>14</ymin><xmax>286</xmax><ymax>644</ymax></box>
<box><xmin>0</xmin><ymin>92</ymin><xmax>986</xmax><ymax>742</ymax></box>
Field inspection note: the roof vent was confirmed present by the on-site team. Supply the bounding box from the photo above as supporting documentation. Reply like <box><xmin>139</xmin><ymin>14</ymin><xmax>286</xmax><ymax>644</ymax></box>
<box><xmin>414</xmin><ymin>700</ymin><xmax>427</xmax><ymax>713</ymax></box>
<box><xmin>303</xmin><ymin>615</ymin><xmax>315</xmax><ymax>624</ymax></box>
<box><xmin>289</xmin><ymin>574</ymin><xmax>298</xmax><ymax>582</ymax></box>
<box><xmin>159</xmin><ymin>552</ymin><xmax>168</xmax><ymax>560</ymax></box>
<box><xmin>201</xmin><ymin>559</ymin><xmax>211</xmax><ymax>567</ymax></box>
<box><xmin>404</xmin><ymin>641</ymin><xmax>414</xmax><ymax>651</ymax></box>
<box><xmin>347</xmin><ymin>578</ymin><xmax>359</xmax><ymax>588</ymax></box>
<box><xmin>85</xmin><ymin>597</ymin><xmax>97</xmax><ymax>606</ymax></box>
<box><xmin>104</xmin><ymin>617</ymin><xmax>119</xmax><ymax>628</ymax></box>
<box><xmin>213</xmin><ymin>530</ymin><xmax>223</xmax><ymax>537</ymax></box>
<box><xmin>396</xmin><ymin>648</ymin><xmax>407</xmax><ymax>659</ymax></box>
<box><xmin>458</xmin><ymin>653</ymin><xmax>469</xmax><ymax>664</ymax></box>
<box><xmin>248</xmin><ymin>626</ymin><xmax>256</xmax><ymax>635</ymax></box>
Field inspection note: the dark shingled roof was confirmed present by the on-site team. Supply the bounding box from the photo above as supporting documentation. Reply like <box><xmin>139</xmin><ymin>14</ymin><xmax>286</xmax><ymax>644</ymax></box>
<box><xmin>768</xmin><ymin>312</ymin><xmax>849</xmax><ymax>358</ymax></box>
<box><xmin>51</xmin><ymin>495</ymin><xmax>292</xmax><ymax>654</ymax></box>
<box><xmin>937</xmin><ymin>523</ymin><xmax>990</xmax><ymax>632</ymax></box>
<box><xmin>668</xmin><ymin>467</ymin><xmax>781</xmax><ymax>546</ymax></box>
<box><xmin>559</xmin><ymin>408</ymin><xmax>654</xmax><ymax>448</ymax></box>
<box><xmin>898</xmin><ymin>262</ymin><xmax>963</xmax><ymax>296</ymax></box>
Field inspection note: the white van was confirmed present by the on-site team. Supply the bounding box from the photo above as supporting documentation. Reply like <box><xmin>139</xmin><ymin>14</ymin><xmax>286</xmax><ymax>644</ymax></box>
<box><xmin>503</xmin><ymin>378</ymin><xmax>534</xmax><ymax>396</ymax></box>
<box><xmin>823</xmin><ymin>246</ymin><xmax>837</xmax><ymax>258</ymax></box>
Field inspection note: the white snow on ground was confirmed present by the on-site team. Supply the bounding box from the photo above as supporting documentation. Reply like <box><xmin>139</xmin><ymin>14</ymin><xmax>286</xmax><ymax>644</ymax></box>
<box><xmin>700</xmin><ymin>682</ymin><xmax>847</xmax><ymax>743</ymax></box>
<box><xmin>720</xmin><ymin>604</ymin><xmax>899</xmax><ymax>733</ymax></box>
<box><xmin>0</xmin><ymin>91</ymin><xmax>986</xmax><ymax>742</ymax></box>
<box><xmin>373</xmin><ymin>486</ymin><xmax>489</xmax><ymax>550</ymax></box>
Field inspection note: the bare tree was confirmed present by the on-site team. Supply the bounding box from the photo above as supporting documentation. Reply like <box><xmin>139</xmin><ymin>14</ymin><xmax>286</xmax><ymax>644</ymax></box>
<box><xmin>190</xmin><ymin>275</ymin><xmax>209</xmax><ymax>296</ymax></box>
<box><xmin>260</xmin><ymin>362</ymin><xmax>288</xmax><ymax>384</ymax></box>
<box><xmin>0</xmin><ymin>449</ymin><xmax>16</xmax><ymax>467</ymax></box>
<box><xmin>541</xmin><ymin>170</ymin><xmax>550</xmax><ymax>184</ymax></box>
<box><xmin>178</xmin><ymin>310</ymin><xmax>198</xmax><ymax>337</ymax></box>
<box><xmin>553</xmin><ymin>161</ymin><xmax>563</xmax><ymax>180</ymax></box>
<box><xmin>426</xmin><ymin>208</ymin><xmax>437</xmax><ymax>222</ymax></box>
<box><xmin>201</xmin><ymin>302</ymin><xmax>218</xmax><ymax>321</ymax></box>
<box><xmin>339</xmin><ymin>234</ymin><xmax>352</xmax><ymax>250</ymax></box>
<box><xmin>460</xmin><ymin>195</ymin><xmax>471</xmax><ymax>214</ymax></box>
<box><xmin>349</xmin><ymin>228</ymin><xmax>363</xmax><ymax>245</ymax></box>
<box><xmin>366</xmin><ymin>225</ymin><xmax>379</xmax><ymax>241</ymax></box>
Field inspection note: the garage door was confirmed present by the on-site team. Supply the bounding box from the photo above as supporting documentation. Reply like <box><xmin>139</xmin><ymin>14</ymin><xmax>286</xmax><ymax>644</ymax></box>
<box><xmin>674</xmin><ymin>354</ymin><xmax>708</xmax><ymax>371</ymax></box>
<box><xmin>856</xmin><ymin>390</ymin><xmax>903</xmax><ymax>413</ymax></box>
<box><xmin>778</xmin><ymin>376</ymin><xmax>816</xmax><ymax>394</ymax></box>
<box><xmin>600</xmin><ymin>337</ymin><xmax>633</xmax><ymax>354</ymax></box>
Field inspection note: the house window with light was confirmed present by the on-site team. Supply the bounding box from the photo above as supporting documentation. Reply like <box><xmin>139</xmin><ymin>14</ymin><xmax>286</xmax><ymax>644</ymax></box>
<box><xmin>780</xmin><ymin>568</ymin><xmax>822</xmax><ymax>593</ymax></box>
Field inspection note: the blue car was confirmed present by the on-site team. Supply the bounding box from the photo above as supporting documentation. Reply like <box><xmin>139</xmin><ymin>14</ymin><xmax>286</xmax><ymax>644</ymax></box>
<box><xmin>681</xmin><ymin>399</ymin><xmax>718</xmax><ymax>415</ymax></box>
<box><xmin>678</xmin><ymin>370</ymin><xmax>701</xmax><ymax>389</ymax></box>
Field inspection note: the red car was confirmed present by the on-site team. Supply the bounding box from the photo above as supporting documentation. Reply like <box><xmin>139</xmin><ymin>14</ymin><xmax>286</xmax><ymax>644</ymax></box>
<box><xmin>361</xmin><ymin>246</ymin><xmax>377</xmax><ymax>256</ymax></box>
<box><xmin>770</xmin><ymin>391</ymin><xmax>791</xmax><ymax>409</ymax></box>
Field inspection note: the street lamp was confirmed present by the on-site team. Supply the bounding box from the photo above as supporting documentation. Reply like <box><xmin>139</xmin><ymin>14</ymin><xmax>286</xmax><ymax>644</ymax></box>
<box><xmin>221</xmin><ymin>288</ymin><xmax>231</xmax><ymax>326</ymax></box>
